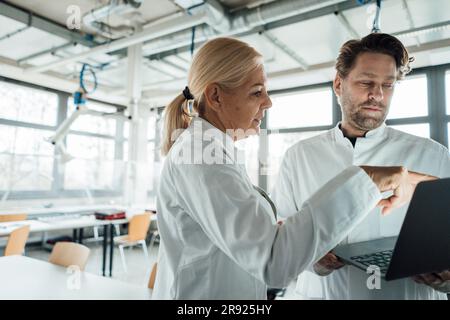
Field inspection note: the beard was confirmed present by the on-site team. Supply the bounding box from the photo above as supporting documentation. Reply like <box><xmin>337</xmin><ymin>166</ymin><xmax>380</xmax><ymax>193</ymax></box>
<box><xmin>340</xmin><ymin>92</ymin><xmax>389</xmax><ymax>131</ymax></box>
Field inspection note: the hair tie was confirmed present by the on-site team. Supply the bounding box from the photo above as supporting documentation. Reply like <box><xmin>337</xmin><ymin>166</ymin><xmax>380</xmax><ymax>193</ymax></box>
<box><xmin>182</xmin><ymin>86</ymin><xmax>194</xmax><ymax>100</ymax></box>
<box><xmin>181</xmin><ymin>86</ymin><xmax>197</xmax><ymax>117</ymax></box>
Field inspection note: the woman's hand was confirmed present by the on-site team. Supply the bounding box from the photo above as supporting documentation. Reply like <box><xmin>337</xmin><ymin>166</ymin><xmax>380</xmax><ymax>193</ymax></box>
<box><xmin>360</xmin><ymin>166</ymin><xmax>437</xmax><ymax>215</ymax></box>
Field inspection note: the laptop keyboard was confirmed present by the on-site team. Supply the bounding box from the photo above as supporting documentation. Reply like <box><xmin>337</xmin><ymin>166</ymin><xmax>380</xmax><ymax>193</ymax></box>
<box><xmin>350</xmin><ymin>249</ymin><xmax>393</xmax><ymax>274</ymax></box>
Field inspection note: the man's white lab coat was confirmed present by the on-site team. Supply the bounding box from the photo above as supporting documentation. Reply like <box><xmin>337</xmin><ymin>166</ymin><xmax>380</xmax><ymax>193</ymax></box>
<box><xmin>272</xmin><ymin>123</ymin><xmax>450</xmax><ymax>300</ymax></box>
<box><xmin>152</xmin><ymin>117</ymin><xmax>382</xmax><ymax>299</ymax></box>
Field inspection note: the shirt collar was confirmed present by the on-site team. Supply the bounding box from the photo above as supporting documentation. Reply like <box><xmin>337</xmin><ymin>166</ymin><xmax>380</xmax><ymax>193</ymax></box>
<box><xmin>333</xmin><ymin>122</ymin><xmax>388</xmax><ymax>145</ymax></box>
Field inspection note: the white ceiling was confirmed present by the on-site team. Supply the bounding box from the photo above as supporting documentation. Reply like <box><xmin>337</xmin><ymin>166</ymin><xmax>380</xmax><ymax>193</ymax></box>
<box><xmin>0</xmin><ymin>0</ymin><xmax>450</xmax><ymax>106</ymax></box>
<box><xmin>7</xmin><ymin>0</ymin><xmax>181</xmax><ymax>33</ymax></box>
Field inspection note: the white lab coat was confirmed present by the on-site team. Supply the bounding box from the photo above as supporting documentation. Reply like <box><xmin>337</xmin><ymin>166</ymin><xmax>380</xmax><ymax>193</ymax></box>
<box><xmin>152</xmin><ymin>117</ymin><xmax>382</xmax><ymax>299</ymax></box>
<box><xmin>272</xmin><ymin>123</ymin><xmax>450</xmax><ymax>300</ymax></box>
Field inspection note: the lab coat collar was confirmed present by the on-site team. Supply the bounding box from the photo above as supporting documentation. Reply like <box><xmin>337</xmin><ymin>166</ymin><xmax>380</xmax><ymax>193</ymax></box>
<box><xmin>191</xmin><ymin>116</ymin><xmax>238</xmax><ymax>161</ymax></box>
<box><xmin>333</xmin><ymin>122</ymin><xmax>388</xmax><ymax>145</ymax></box>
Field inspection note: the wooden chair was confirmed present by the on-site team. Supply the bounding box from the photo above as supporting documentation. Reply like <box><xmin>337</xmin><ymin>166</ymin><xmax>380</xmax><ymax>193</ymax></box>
<box><xmin>0</xmin><ymin>214</ymin><xmax>27</xmax><ymax>222</ymax></box>
<box><xmin>49</xmin><ymin>242</ymin><xmax>90</xmax><ymax>271</ymax></box>
<box><xmin>4</xmin><ymin>225</ymin><xmax>30</xmax><ymax>256</ymax></box>
<box><xmin>114</xmin><ymin>212</ymin><xmax>152</xmax><ymax>273</ymax></box>
<box><xmin>148</xmin><ymin>262</ymin><xmax>158</xmax><ymax>289</ymax></box>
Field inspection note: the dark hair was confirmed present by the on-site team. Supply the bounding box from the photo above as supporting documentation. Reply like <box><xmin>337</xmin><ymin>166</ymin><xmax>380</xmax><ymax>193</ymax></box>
<box><xmin>335</xmin><ymin>33</ymin><xmax>414</xmax><ymax>80</ymax></box>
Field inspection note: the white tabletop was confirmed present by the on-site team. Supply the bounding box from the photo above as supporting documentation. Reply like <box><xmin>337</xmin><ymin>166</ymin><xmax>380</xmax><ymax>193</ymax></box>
<box><xmin>0</xmin><ymin>256</ymin><xmax>152</xmax><ymax>300</ymax></box>
<box><xmin>0</xmin><ymin>203</ymin><xmax>157</xmax><ymax>216</ymax></box>
<box><xmin>0</xmin><ymin>203</ymin><xmax>158</xmax><ymax>237</ymax></box>
<box><xmin>0</xmin><ymin>214</ymin><xmax>155</xmax><ymax>237</ymax></box>
<box><xmin>0</xmin><ymin>216</ymin><xmax>112</xmax><ymax>237</ymax></box>
<box><xmin>0</xmin><ymin>204</ymin><xmax>125</xmax><ymax>216</ymax></box>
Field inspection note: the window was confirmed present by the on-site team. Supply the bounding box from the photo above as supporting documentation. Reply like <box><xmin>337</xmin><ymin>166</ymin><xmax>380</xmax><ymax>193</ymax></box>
<box><xmin>66</xmin><ymin>135</ymin><xmax>115</xmax><ymax>160</ymax></box>
<box><xmin>264</xmin><ymin>86</ymin><xmax>334</xmax><ymax>191</ymax></box>
<box><xmin>123</xmin><ymin>115</ymin><xmax>160</xmax><ymax>197</ymax></box>
<box><xmin>268</xmin><ymin>88</ymin><xmax>332</xmax><ymax>129</ymax></box>
<box><xmin>148</xmin><ymin>110</ymin><xmax>165</xmax><ymax>199</ymax></box>
<box><xmin>123</xmin><ymin>118</ymin><xmax>157</xmax><ymax>158</ymax></box>
<box><xmin>446</xmin><ymin>71</ymin><xmax>450</xmax><ymax>115</ymax></box>
<box><xmin>123</xmin><ymin>141</ymin><xmax>129</xmax><ymax>162</ymax></box>
<box><xmin>0</xmin><ymin>125</ymin><xmax>54</xmax><ymax>156</ymax></box>
<box><xmin>147</xmin><ymin>142</ymin><xmax>156</xmax><ymax>193</ymax></box>
<box><xmin>390</xmin><ymin>124</ymin><xmax>430</xmax><ymax>138</ymax></box>
<box><xmin>67</xmin><ymin>98</ymin><xmax>116</xmax><ymax>136</ymax></box>
<box><xmin>64</xmin><ymin>158</ymin><xmax>117</xmax><ymax>190</ymax></box>
<box><xmin>0</xmin><ymin>80</ymin><xmax>57</xmax><ymax>192</ymax></box>
<box><xmin>0</xmin><ymin>153</ymin><xmax>53</xmax><ymax>191</ymax></box>
<box><xmin>123</xmin><ymin>122</ymin><xmax>130</xmax><ymax>139</ymax></box>
<box><xmin>148</xmin><ymin>116</ymin><xmax>156</xmax><ymax>140</ymax></box>
<box><xmin>388</xmin><ymin>75</ymin><xmax>428</xmax><ymax>119</ymax></box>
<box><xmin>0</xmin><ymin>80</ymin><xmax>58</xmax><ymax>126</ymax></box>
<box><xmin>0</xmin><ymin>78</ymin><xmax>154</xmax><ymax>200</ymax></box>
<box><xmin>0</xmin><ymin>126</ymin><xmax>54</xmax><ymax>191</ymax></box>
<box><xmin>64</xmin><ymin>99</ymin><xmax>121</xmax><ymax>191</ymax></box>
<box><xmin>448</xmin><ymin>123</ymin><xmax>450</xmax><ymax>148</ymax></box>
<box><xmin>267</xmin><ymin>131</ymin><xmax>325</xmax><ymax>191</ymax></box>
<box><xmin>64</xmin><ymin>135</ymin><xmax>115</xmax><ymax>189</ymax></box>
<box><xmin>123</xmin><ymin>140</ymin><xmax>155</xmax><ymax>169</ymax></box>
<box><xmin>123</xmin><ymin>116</ymin><xmax>156</xmax><ymax>140</ymax></box>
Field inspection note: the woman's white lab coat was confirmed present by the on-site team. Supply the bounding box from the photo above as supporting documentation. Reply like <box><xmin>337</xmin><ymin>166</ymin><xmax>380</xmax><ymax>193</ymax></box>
<box><xmin>152</xmin><ymin>117</ymin><xmax>381</xmax><ymax>299</ymax></box>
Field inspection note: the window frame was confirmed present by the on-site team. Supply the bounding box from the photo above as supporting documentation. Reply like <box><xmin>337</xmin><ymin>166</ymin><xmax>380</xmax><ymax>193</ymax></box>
<box><xmin>260</xmin><ymin>82</ymin><xmax>340</xmax><ymax>189</ymax></box>
<box><xmin>0</xmin><ymin>76</ymin><xmax>126</xmax><ymax>200</ymax></box>
<box><xmin>259</xmin><ymin>63</ymin><xmax>450</xmax><ymax>191</ymax></box>
<box><xmin>146</xmin><ymin>107</ymin><xmax>164</xmax><ymax>198</ymax></box>
<box><xmin>267</xmin><ymin>85</ymin><xmax>335</xmax><ymax>130</ymax></box>
<box><xmin>2</xmin><ymin>62</ymin><xmax>449</xmax><ymax>199</ymax></box>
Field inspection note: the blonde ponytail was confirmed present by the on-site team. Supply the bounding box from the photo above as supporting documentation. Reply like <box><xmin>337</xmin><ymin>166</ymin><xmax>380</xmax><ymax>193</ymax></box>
<box><xmin>161</xmin><ymin>94</ymin><xmax>192</xmax><ymax>155</ymax></box>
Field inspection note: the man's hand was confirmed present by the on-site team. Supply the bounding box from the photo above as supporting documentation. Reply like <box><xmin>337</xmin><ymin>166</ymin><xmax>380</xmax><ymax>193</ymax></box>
<box><xmin>360</xmin><ymin>166</ymin><xmax>437</xmax><ymax>215</ymax></box>
<box><xmin>413</xmin><ymin>270</ymin><xmax>450</xmax><ymax>293</ymax></box>
<box><xmin>313</xmin><ymin>252</ymin><xmax>345</xmax><ymax>276</ymax></box>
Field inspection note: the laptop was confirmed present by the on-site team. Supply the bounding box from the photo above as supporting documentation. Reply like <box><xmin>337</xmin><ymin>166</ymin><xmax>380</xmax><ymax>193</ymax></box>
<box><xmin>332</xmin><ymin>177</ymin><xmax>450</xmax><ymax>281</ymax></box>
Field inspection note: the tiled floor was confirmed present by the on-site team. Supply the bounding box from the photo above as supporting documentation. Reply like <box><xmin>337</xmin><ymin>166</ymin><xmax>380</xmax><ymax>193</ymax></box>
<box><xmin>24</xmin><ymin>238</ymin><xmax>299</xmax><ymax>299</ymax></box>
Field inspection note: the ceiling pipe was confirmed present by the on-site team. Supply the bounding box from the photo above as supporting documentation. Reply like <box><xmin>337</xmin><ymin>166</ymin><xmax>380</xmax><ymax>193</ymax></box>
<box><xmin>82</xmin><ymin>0</ymin><xmax>140</xmax><ymax>40</ymax></box>
<box><xmin>141</xmin><ymin>24</ymin><xmax>217</xmax><ymax>56</ymax></box>
<box><xmin>393</xmin><ymin>20</ymin><xmax>450</xmax><ymax>39</ymax></box>
<box><xmin>17</xmin><ymin>42</ymin><xmax>77</xmax><ymax>65</ymax></box>
<box><xmin>0</xmin><ymin>57</ymin><xmax>127</xmax><ymax>105</ymax></box>
<box><xmin>401</xmin><ymin>0</ymin><xmax>420</xmax><ymax>46</ymax></box>
<box><xmin>262</xmin><ymin>31</ymin><xmax>309</xmax><ymax>70</ymax></box>
<box><xmin>139</xmin><ymin>0</ymin><xmax>346</xmax><ymax>61</ymax></box>
<box><xmin>139</xmin><ymin>0</ymin><xmax>364</xmax><ymax>62</ymax></box>
<box><xmin>139</xmin><ymin>35</ymin><xmax>450</xmax><ymax>104</ymax></box>
<box><xmin>26</xmin><ymin>10</ymin><xmax>209</xmax><ymax>74</ymax></box>
<box><xmin>26</xmin><ymin>0</ymin><xmax>345</xmax><ymax>74</ymax></box>
<box><xmin>230</xmin><ymin>0</ymin><xmax>344</xmax><ymax>33</ymax></box>
<box><xmin>13</xmin><ymin>1</ymin><xmax>147</xmax><ymax>64</ymax></box>
<box><xmin>334</xmin><ymin>11</ymin><xmax>359</xmax><ymax>39</ymax></box>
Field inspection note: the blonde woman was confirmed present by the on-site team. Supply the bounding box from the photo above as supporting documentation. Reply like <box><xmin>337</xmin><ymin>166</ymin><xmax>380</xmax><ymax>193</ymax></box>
<box><xmin>153</xmin><ymin>37</ymin><xmax>428</xmax><ymax>299</ymax></box>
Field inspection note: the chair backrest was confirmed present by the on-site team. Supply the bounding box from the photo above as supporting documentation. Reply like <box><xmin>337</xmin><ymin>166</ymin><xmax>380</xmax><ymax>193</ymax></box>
<box><xmin>0</xmin><ymin>214</ymin><xmax>27</xmax><ymax>222</ymax></box>
<box><xmin>128</xmin><ymin>213</ymin><xmax>152</xmax><ymax>241</ymax></box>
<box><xmin>4</xmin><ymin>225</ymin><xmax>30</xmax><ymax>256</ymax></box>
<box><xmin>148</xmin><ymin>262</ymin><xmax>157</xmax><ymax>289</ymax></box>
<box><xmin>49</xmin><ymin>242</ymin><xmax>90</xmax><ymax>270</ymax></box>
